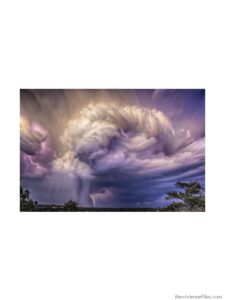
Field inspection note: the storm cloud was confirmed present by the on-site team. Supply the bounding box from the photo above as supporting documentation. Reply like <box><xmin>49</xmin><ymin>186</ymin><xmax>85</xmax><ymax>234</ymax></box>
<box><xmin>20</xmin><ymin>89</ymin><xmax>205</xmax><ymax>207</ymax></box>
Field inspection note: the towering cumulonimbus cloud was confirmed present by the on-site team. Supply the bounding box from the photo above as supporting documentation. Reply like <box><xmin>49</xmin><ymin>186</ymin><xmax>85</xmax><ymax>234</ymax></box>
<box><xmin>52</xmin><ymin>103</ymin><xmax>204</xmax><ymax>207</ymax></box>
<box><xmin>20</xmin><ymin>89</ymin><xmax>205</xmax><ymax>207</ymax></box>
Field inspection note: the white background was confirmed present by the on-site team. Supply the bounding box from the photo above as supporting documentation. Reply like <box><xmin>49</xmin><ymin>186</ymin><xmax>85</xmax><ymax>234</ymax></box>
<box><xmin>0</xmin><ymin>1</ymin><xmax>224</xmax><ymax>299</ymax></box>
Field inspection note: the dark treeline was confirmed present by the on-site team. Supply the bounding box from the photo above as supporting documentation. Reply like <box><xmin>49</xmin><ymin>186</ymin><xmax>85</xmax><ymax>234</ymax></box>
<box><xmin>20</xmin><ymin>181</ymin><xmax>205</xmax><ymax>212</ymax></box>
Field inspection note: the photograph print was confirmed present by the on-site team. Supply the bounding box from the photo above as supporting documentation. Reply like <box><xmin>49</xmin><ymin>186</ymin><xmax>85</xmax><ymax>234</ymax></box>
<box><xmin>20</xmin><ymin>89</ymin><xmax>205</xmax><ymax>212</ymax></box>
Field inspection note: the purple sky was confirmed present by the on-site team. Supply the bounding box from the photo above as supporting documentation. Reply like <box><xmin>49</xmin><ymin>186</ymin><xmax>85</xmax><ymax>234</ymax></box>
<box><xmin>20</xmin><ymin>89</ymin><xmax>205</xmax><ymax>208</ymax></box>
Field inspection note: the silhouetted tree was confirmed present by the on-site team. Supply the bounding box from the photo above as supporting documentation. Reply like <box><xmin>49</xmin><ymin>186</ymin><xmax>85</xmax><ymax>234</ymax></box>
<box><xmin>64</xmin><ymin>199</ymin><xmax>78</xmax><ymax>211</ymax></box>
<box><xmin>162</xmin><ymin>181</ymin><xmax>205</xmax><ymax>212</ymax></box>
<box><xmin>20</xmin><ymin>186</ymin><xmax>34</xmax><ymax>211</ymax></box>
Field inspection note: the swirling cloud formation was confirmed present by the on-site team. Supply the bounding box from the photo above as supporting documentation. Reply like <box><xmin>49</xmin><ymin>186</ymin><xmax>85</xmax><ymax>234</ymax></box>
<box><xmin>53</xmin><ymin>103</ymin><xmax>204</xmax><ymax>207</ymax></box>
<box><xmin>20</xmin><ymin>89</ymin><xmax>205</xmax><ymax>207</ymax></box>
<box><xmin>20</xmin><ymin>118</ymin><xmax>55</xmax><ymax>179</ymax></box>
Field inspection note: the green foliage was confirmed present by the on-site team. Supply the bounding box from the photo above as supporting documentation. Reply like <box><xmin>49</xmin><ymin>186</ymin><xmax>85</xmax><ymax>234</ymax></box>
<box><xmin>161</xmin><ymin>202</ymin><xmax>186</xmax><ymax>212</ymax></box>
<box><xmin>20</xmin><ymin>186</ymin><xmax>34</xmax><ymax>211</ymax></box>
<box><xmin>64</xmin><ymin>199</ymin><xmax>78</xmax><ymax>211</ymax></box>
<box><xmin>162</xmin><ymin>180</ymin><xmax>205</xmax><ymax>212</ymax></box>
